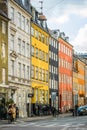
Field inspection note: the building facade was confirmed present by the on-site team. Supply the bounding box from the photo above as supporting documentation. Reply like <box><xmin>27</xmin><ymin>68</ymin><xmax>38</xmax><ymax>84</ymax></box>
<box><xmin>31</xmin><ymin>6</ymin><xmax>49</xmax><ymax>115</ymax></box>
<box><xmin>49</xmin><ymin>30</ymin><xmax>59</xmax><ymax>110</ymax></box>
<box><xmin>7</xmin><ymin>0</ymin><xmax>32</xmax><ymax>117</ymax></box>
<box><xmin>77</xmin><ymin>59</ymin><xmax>85</xmax><ymax>106</ymax></box>
<box><xmin>0</xmin><ymin>5</ymin><xmax>9</xmax><ymax>107</ymax></box>
<box><xmin>58</xmin><ymin>33</ymin><xmax>73</xmax><ymax>112</ymax></box>
<box><xmin>73</xmin><ymin>54</ymin><xmax>79</xmax><ymax>107</ymax></box>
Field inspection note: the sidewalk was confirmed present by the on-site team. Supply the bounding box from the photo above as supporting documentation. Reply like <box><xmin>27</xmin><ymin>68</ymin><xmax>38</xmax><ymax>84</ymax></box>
<box><xmin>0</xmin><ymin>113</ymin><xmax>72</xmax><ymax>125</ymax></box>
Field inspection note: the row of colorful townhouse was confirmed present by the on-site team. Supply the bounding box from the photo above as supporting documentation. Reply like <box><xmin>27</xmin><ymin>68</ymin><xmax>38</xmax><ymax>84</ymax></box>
<box><xmin>0</xmin><ymin>0</ymin><xmax>87</xmax><ymax>117</ymax></box>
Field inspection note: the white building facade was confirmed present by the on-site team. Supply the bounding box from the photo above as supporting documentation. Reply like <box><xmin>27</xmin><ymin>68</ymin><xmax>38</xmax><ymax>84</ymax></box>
<box><xmin>8</xmin><ymin>0</ymin><xmax>32</xmax><ymax>117</ymax></box>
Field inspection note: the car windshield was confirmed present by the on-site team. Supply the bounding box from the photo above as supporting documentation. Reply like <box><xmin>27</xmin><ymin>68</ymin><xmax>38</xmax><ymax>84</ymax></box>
<box><xmin>78</xmin><ymin>105</ymin><xmax>87</xmax><ymax>109</ymax></box>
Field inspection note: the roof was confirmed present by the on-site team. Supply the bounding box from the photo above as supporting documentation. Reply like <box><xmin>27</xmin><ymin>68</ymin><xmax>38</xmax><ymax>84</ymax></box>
<box><xmin>0</xmin><ymin>9</ymin><xmax>9</xmax><ymax>20</ymax></box>
<box><xmin>14</xmin><ymin>0</ymin><xmax>32</xmax><ymax>16</ymax></box>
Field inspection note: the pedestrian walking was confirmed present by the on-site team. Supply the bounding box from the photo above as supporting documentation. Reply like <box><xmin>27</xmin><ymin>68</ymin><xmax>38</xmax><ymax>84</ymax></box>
<box><xmin>51</xmin><ymin>107</ymin><xmax>56</xmax><ymax>117</ymax></box>
<box><xmin>8</xmin><ymin>104</ymin><xmax>13</xmax><ymax>123</ymax></box>
<box><xmin>14</xmin><ymin>104</ymin><xmax>19</xmax><ymax>119</ymax></box>
<box><xmin>7</xmin><ymin>104</ymin><xmax>16</xmax><ymax>123</ymax></box>
<box><xmin>75</xmin><ymin>104</ymin><xmax>78</xmax><ymax>116</ymax></box>
<box><xmin>12</xmin><ymin>104</ymin><xmax>16</xmax><ymax>122</ymax></box>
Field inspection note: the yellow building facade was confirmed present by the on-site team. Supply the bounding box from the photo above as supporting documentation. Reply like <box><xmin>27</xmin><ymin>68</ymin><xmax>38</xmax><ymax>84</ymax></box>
<box><xmin>31</xmin><ymin>22</ymin><xmax>49</xmax><ymax>113</ymax></box>
<box><xmin>73</xmin><ymin>56</ymin><xmax>85</xmax><ymax>106</ymax></box>
<box><xmin>0</xmin><ymin>9</ymin><xmax>9</xmax><ymax>106</ymax></box>
<box><xmin>77</xmin><ymin>59</ymin><xmax>85</xmax><ymax>106</ymax></box>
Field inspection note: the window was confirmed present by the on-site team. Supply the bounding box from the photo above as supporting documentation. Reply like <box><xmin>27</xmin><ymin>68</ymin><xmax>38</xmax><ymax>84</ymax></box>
<box><xmin>23</xmin><ymin>64</ymin><xmax>25</xmax><ymax>79</ymax></box>
<box><xmin>32</xmin><ymin>9</ymin><xmax>35</xmax><ymax>21</ymax></box>
<box><xmin>18</xmin><ymin>12</ymin><xmax>21</xmax><ymax>28</ymax></box>
<box><xmin>27</xmin><ymin>43</ymin><xmax>30</xmax><ymax>57</ymax></box>
<box><xmin>45</xmin><ymin>91</ymin><xmax>48</xmax><ymax>103</ymax></box>
<box><xmin>22</xmin><ymin>41</ymin><xmax>25</xmax><ymax>55</ymax></box>
<box><xmin>35</xmin><ymin>48</ymin><xmax>38</xmax><ymax>58</ymax></box>
<box><xmin>42</xmin><ymin>51</ymin><xmax>45</xmax><ymax>60</ymax></box>
<box><xmin>26</xmin><ymin>19</ymin><xmax>29</xmax><ymax>33</ymax></box>
<box><xmin>11</xmin><ymin>60</ymin><xmax>14</xmax><ymax>76</ymax></box>
<box><xmin>31</xmin><ymin>46</ymin><xmax>34</xmax><ymax>56</ymax></box>
<box><xmin>38</xmin><ymin>32</ymin><xmax>41</xmax><ymax>41</ymax></box>
<box><xmin>22</xmin><ymin>15</ymin><xmax>25</xmax><ymax>30</ymax></box>
<box><xmin>35</xmin><ymin>30</ymin><xmax>38</xmax><ymax>39</ymax></box>
<box><xmin>46</xmin><ymin>37</ymin><xmax>49</xmax><ymax>44</ymax></box>
<box><xmin>36</xmin><ymin>89</ymin><xmax>38</xmax><ymax>102</ymax></box>
<box><xmin>2</xmin><ymin>43</ymin><xmax>6</xmax><ymax>57</ymax></box>
<box><xmin>18</xmin><ymin>38</ymin><xmax>21</xmax><ymax>53</ymax></box>
<box><xmin>31</xmin><ymin>65</ymin><xmax>34</xmax><ymax>78</ymax></box>
<box><xmin>39</xmin><ymin>50</ymin><xmax>42</xmax><ymax>59</ymax></box>
<box><xmin>22</xmin><ymin>0</ymin><xmax>25</xmax><ymax>5</ymax></box>
<box><xmin>2</xmin><ymin>68</ymin><xmax>6</xmax><ymax>84</ymax></box>
<box><xmin>31</xmin><ymin>27</ymin><xmax>34</xmax><ymax>36</ymax></box>
<box><xmin>27</xmin><ymin>66</ymin><xmax>30</xmax><ymax>79</ymax></box>
<box><xmin>10</xmin><ymin>34</ymin><xmax>14</xmax><ymax>50</ymax></box>
<box><xmin>10</xmin><ymin>7</ymin><xmax>14</xmax><ymax>22</ymax></box>
<box><xmin>42</xmin><ymin>69</ymin><xmax>45</xmax><ymax>81</ymax></box>
<box><xmin>18</xmin><ymin>62</ymin><xmax>21</xmax><ymax>78</ymax></box>
<box><xmin>39</xmin><ymin>68</ymin><xmax>42</xmax><ymax>80</ymax></box>
<box><xmin>2</xmin><ymin>21</ymin><xmax>6</xmax><ymax>34</ymax></box>
<box><xmin>46</xmin><ymin>71</ymin><xmax>48</xmax><ymax>82</ymax></box>
<box><xmin>46</xmin><ymin>53</ymin><xmax>48</xmax><ymax>62</ymax></box>
<box><xmin>35</xmin><ymin>67</ymin><xmax>38</xmax><ymax>79</ymax></box>
<box><xmin>42</xmin><ymin>34</ymin><xmax>44</xmax><ymax>43</ymax></box>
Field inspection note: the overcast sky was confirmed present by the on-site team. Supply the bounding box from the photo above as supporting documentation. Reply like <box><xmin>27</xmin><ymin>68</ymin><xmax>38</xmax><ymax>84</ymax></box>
<box><xmin>31</xmin><ymin>0</ymin><xmax>87</xmax><ymax>53</ymax></box>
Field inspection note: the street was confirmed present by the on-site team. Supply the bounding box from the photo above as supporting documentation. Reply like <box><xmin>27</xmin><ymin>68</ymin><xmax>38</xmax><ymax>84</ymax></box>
<box><xmin>1</xmin><ymin>115</ymin><xmax>87</xmax><ymax>130</ymax></box>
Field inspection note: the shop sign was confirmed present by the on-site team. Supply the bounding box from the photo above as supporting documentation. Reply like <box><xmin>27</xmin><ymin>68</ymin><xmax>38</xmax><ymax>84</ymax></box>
<box><xmin>28</xmin><ymin>93</ymin><xmax>33</xmax><ymax>97</ymax></box>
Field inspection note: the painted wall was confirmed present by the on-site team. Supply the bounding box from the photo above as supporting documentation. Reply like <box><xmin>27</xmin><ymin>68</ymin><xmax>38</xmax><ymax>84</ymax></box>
<box><xmin>31</xmin><ymin>23</ymin><xmax>49</xmax><ymax>105</ymax></box>
<box><xmin>58</xmin><ymin>37</ymin><xmax>73</xmax><ymax>112</ymax></box>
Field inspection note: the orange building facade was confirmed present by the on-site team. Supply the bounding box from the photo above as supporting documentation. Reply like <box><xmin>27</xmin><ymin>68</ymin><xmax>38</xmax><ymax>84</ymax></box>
<box><xmin>58</xmin><ymin>37</ymin><xmax>73</xmax><ymax>113</ymax></box>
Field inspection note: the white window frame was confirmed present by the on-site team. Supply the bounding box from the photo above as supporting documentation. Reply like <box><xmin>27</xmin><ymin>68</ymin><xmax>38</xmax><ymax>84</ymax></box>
<box><xmin>18</xmin><ymin>12</ymin><xmax>21</xmax><ymax>28</ymax></box>
<box><xmin>2</xmin><ymin>68</ymin><xmax>6</xmax><ymax>84</ymax></box>
<box><xmin>23</xmin><ymin>64</ymin><xmax>25</xmax><ymax>79</ymax></box>
<box><xmin>11</xmin><ymin>60</ymin><xmax>14</xmax><ymax>76</ymax></box>
<box><xmin>22</xmin><ymin>15</ymin><xmax>25</xmax><ymax>30</ymax></box>
<box><xmin>10</xmin><ymin>34</ymin><xmax>14</xmax><ymax>50</ymax></box>
<box><xmin>18</xmin><ymin>38</ymin><xmax>21</xmax><ymax>53</ymax></box>
<box><xmin>10</xmin><ymin>7</ymin><xmax>14</xmax><ymax>22</ymax></box>
<box><xmin>2</xmin><ymin>42</ymin><xmax>6</xmax><ymax>57</ymax></box>
<box><xmin>18</xmin><ymin>62</ymin><xmax>21</xmax><ymax>78</ymax></box>
<box><xmin>2</xmin><ymin>21</ymin><xmax>6</xmax><ymax>34</ymax></box>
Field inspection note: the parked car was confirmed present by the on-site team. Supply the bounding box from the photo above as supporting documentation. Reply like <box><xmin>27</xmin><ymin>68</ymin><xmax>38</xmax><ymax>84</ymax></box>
<box><xmin>77</xmin><ymin>105</ymin><xmax>87</xmax><ymax>116</ymax></box>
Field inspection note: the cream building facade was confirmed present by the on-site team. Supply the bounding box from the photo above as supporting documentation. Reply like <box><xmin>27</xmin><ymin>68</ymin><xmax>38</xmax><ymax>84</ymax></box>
<box><xmin>7</xmin><ymin>0</ymin><xmax>32</xmax><ymax>117</ymax></box>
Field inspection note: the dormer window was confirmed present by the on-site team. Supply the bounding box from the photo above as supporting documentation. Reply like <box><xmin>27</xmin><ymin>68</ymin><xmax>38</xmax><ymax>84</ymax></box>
<box><xmin>22</xmin><ymin>0</ymin><xmax>25</xmax><ymax>5</ymax></box>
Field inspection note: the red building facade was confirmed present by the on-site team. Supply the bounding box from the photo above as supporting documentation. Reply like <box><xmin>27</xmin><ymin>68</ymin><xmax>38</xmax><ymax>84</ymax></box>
<box><xmin>58</xmin><ymin>37</ymin><xmax>73</xmax><ymax>113</ymax></box>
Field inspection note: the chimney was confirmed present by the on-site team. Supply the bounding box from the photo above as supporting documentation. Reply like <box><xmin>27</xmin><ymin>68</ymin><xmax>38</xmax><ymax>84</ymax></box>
<box><xmin>0</xmin><ymin>0</ymin><xmax>8</xmax><ymax>15</ymax></box>
<box><xmin>65</xmin><ymin>36</ymin><xmax>69</xmax><ymax>42</ymax></box>
<box><xmin>60</xmin><ymin>32</ymin><xmax>65</xmax><ymax>39</ymax></box>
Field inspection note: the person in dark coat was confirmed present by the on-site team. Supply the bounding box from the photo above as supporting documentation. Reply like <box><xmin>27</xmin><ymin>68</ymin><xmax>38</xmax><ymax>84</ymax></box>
<box><xmin>51</xmin><ymin>107</ymin><xmax>56</xmax><ymax>117</ymax></box>
<box><xmin>75</xmin><ymin>104</ymin><xmax>78</xmax><ymax>116</ymax></box>
<box><xmin>14</xmin><ymin>104</ymin><xmax>19</xmax><ymax>119</ymax></box>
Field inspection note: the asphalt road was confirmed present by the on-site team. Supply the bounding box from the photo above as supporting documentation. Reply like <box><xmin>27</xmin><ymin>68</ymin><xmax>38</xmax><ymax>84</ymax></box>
<box><xmin>1</xmin><ymin>115</ymin><xmax>87</xmax><ymax>130</ymax></box>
